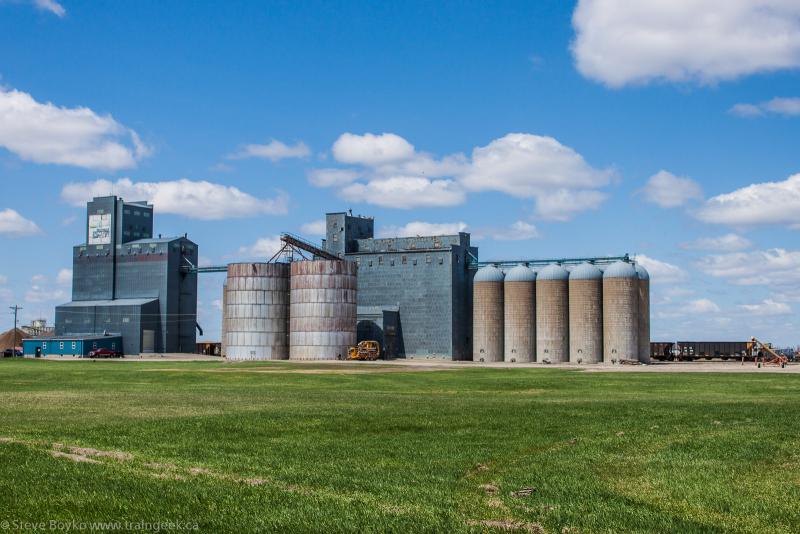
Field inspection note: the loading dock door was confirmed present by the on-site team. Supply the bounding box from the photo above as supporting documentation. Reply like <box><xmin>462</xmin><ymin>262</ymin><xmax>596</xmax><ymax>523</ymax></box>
<box><xmin>142</xmin><ymin>330</ymin><xmax>155</xmax><ymax>353</ymax></box>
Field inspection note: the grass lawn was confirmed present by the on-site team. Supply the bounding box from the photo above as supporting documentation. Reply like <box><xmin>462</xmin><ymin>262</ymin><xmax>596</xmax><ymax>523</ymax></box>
<box><xmin>0</xmin><ymin>359</ymin><xmax>798</xmax><ymax>533</ymax></box>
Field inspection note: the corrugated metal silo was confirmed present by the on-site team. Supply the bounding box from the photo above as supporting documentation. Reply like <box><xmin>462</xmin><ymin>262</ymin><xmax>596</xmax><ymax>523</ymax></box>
<box><xmin>220</xmin><ymin>279</ymin><xmax>227</xmax><ymax>357</ymax></box>
<box><xmin>504</xmin><ymin>264</ymin><xmax>536</xmax><ymax>363</ymax></box>
<box><xmin>603</xmin><ymin>261</ymin><xmax>639</xmax><ymax>362</ymax></box>
<box><xmin>536</xmin><ymin>264</ymin><xmax>569</xmax><ymax>363</ymax></box>
<box><xmin>473</xmin><ymin>265</ymin><xmax>504</xmax><ymax>362</ymax></box>
<box><xmin>569</xmin><ymin>263</ymin><xmax>602</xmax><ymax>364</ymax></box>
<box><xmin>635</xmin><ymin>264</ymin><xmax>651</xmax><ymax>363</ymax></box>
<box><xmin>290</xmin><ymin>260</ymin><xmax>357</xmax><ymax>360</ymax></box>
<box><xmin>224</xmin><ymin>263</ymin><xmax>290</xmax><ymax>360</ymax></box>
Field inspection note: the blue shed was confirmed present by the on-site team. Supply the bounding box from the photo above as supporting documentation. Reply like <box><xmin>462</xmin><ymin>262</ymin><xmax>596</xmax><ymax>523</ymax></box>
<box><xmin>23</xmin><ymin>335</ymin><xmax>123</xmax><ymax>357</ymax></box>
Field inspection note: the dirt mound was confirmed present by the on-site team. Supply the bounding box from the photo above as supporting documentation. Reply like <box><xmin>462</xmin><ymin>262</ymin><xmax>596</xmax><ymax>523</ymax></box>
<box><xmin>0</xmin><ymin>328</ymin><xmax>30</xmax><ymax>350</ymax></box>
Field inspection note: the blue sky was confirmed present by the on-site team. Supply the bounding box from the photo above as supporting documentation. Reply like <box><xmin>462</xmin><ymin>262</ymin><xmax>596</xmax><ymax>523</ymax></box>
<box><xmin>2</xmin><ymin>1</ymin><xmax>800</xmax><ymax>345</ymax></box>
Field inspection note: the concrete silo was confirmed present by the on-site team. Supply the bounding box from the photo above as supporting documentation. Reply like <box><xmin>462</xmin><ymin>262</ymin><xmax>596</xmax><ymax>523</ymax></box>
<box><xmin>536</xmin><ymin>264</ymin><xmax>569</xmax><ymax>363</ymax></box>
<box><xmin>569</xmin><ymin>263</ymin><xmax>603</xmax><ymax>364</ymax></box>
<box><xmin>224</xmin><ymin>262</ymin><xmax>290</xmax><ymax>360</ymax></box>
<box><xmin>503</xmin><ymin>264</ymin><xmax>536</xmax><ymax>363</ymax></box>
<box><xmin>635</xmin><ymin>263</ymin><xmax>651</xmax><ymax>363</ymax></box>
<box><xmin>473</xmin><ymin>265</ymin><xmax>504</xmax><ymax>362</ymax></box>
<box><xmin>603</xmin><ymin>261</ymin><xmax>639</xmax><ymax>363</ymax></box>
<box><xmin>220</xmin><ymin>279</ymin><xmax>227</xmax><ymax>357</ymax></box>
<box><xmin>290</xmin><ymin>260</ymin><xmax>357</xmax><ymax>360</ymax></box>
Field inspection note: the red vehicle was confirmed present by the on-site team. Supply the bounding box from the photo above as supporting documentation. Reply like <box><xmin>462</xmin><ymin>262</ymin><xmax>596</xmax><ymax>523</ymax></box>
<box><xmin>87</xmin><ymin>348</ymin><xmax>122</xmax><ymax>358</ymax></box>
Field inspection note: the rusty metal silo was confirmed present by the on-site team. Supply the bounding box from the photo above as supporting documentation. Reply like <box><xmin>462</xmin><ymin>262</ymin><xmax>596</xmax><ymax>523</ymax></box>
<box><xmin>504</xmin><ymin>264</ymin><xmax>536</xmax><ymax>363</ymax></box>
<box><xmin>536</xmin><ymin>264</ymin><xmax>569</xmax><ymax>363</ymax></box>
<box><xmin>635</xmin><ymin>263</ymin><xmax>651</xmax><ymax>363</ymax></box>
<box><xmin>569</xmin><ymin>263</ymin><xmax>603</xmax><ymax>364</ymax></box>
<box><xmin>603</xmin><ymin>261</ymin><xmax>639</xmax><ymax>363</ymax></box>
<box><xmin>290</xmin><ymin>260</ymin><xmax>357</xmax><ymax>360</ymax></box>
<box><xmin>473</xmin><ymin>265</ymin><xmax>504</xmax><ymax>362</ymax></box>
<box><xmin>224</xmin><ymin>262</ymin><xmax>290</xmax><ymax>360</ymax></box>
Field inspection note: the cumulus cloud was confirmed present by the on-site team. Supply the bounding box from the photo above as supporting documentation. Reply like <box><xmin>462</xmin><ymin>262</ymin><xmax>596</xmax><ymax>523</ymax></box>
<box><xmin>315</xmin><ymin>132</ymin><xmax>610</xmax><ymax>219</ymax></box>
<box><xmin>472</xmin><ymin>221</ymin><xmax>541</xmax><ymax>241</ymax></box>
<box><xmin>300</xmin><ymin>219</ymin><xmax>326</xmax><ymax>237</ymax></box>
<box><xmin>56</xmin><ymin>268</ymin><xmax>72</xmax><ymax>286</ymax></box>
<box><xmin>571</xmin><ymin>1</ymin><xmax>800</xmax><ymax>88</ymax></box>
<box><xmin>340</xmin><ymin>176</ymin><xmax>466</xmax><ymax>209</ymax></box>
<box><xmin>332</xmin><ymin>133</ymin><xmax>415</xmax><ymax>166</ymax></box>
<box><xmin>0</xmin><ymin>87</ymin><xmax>149</xmax><ymax>170</ymax></box>
<box><xmin>696</xmin><ymin>248</ymin><xmax>800</xmax><ymax>286</ymax></box>
<box><xmin>61</xmin><ymin>178</ymin><xmax>288</xmax><ymax>220</ymax></box>
<box><xmin>738</xmin><ymin>299</ymin><xmax>792</xmax><ymax>316</ymax></box>
<box><xmin>377</xmin><ymin>221</ymin><xmax>468</xmax><ymax>238</ymax></box>
<box><xmin>25</xmin><ymin>274</ymin><xmax>66</xmax><ymax>304</ymax></box>
<box><xmin>237</xmin><ymin>236</ymin><xmax>283</xmax><ymax>259</ymax></box>
<box><xmin>307</xmin><ymin>168</ymin><xmax>361</xmax><ymax>187</ymax></box>
<box><xmin>640</xmin><ymin>170</ymin><xmax>703</xmax><ymax>208</ymax></box>
<box><xmin>0</xmin><ymin>209</ymin><xmax>42</xmax><ymax>237</ymax></box>
<box><xmin>228</xmin><ymin>139</ymin><xmax>310</xmax><ymax>161</ymax></box>
<box><xmin>681</xmin><ymin>233</ymin><xmax>752</xmax><ymax>252</ymax></box>
<box><xmin>635</xmin><ymin>254</ymin><xmax>687</xmax><ymax>283</ymax></box>
<box><xmin>33</xmin><ymin>0</ymin><xmax>65</xmax><ymax>17</ymax></box>
<box><xmin>730</xmin><ymin>97</ymin><xmax>800</xmax><ymax>117</ymax></box>
<box><xmin>686</xmin><ymin>298</ymin><xmax>721</xmax><ymax>314</ymax></box>
<box><xmin>696</xmin><ymin>173</ymin><xmax>800</xmax><ymax>227</ymax></box>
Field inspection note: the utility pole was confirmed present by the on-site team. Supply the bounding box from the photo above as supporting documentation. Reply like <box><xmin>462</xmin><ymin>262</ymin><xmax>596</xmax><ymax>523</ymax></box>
<box><xmin>9</xmin><ymin>305</ymin><xmax>22</xmax><ymax>355</ymax></box>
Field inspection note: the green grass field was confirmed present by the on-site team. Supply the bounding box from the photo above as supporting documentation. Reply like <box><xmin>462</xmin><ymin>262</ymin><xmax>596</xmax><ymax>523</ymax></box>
<box><xmin>1</xmin><ymin>359</ymin><xmax>798</xmax><ymax>533</ymax></box>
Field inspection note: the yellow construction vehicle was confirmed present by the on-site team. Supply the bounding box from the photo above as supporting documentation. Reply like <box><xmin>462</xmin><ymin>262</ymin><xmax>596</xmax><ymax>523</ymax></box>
<box><xmin>347</xmin><ymin>340</ymin><xmax>381</xmax><ymax>361</ymax></box>
<box><xmin>749</xmin><ymin>337</ymin><xmax>789</xmax><ymax>367</ymax></box>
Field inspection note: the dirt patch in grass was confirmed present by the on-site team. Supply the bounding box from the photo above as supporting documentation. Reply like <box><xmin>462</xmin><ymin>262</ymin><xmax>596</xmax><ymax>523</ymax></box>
<box><xmin>67</xmin><ymin>446</ymin><xmax>132</xmax><ymax>461</ymax></box>
<box><xmin>467</xmin><ymin>519</ymin><xmax>545</xmax><ymax>532</ymax></box>
<box><xmin>50</xmin><ymin>450</ymin><xmax>100</xmax><ymax>464</ymax></box>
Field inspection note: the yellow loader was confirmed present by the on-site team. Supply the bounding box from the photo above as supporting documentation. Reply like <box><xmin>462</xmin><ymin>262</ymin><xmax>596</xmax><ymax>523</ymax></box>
<box><xmin>347</xmin><ymin>340</ymin><xmax>381</xmax><ymax>361</ymax></box>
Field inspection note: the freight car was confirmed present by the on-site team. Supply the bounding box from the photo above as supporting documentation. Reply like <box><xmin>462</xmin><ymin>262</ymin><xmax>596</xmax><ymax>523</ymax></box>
<box><xmin>650</xmin><ymin>341</ymin><xmax>750</xmax><ymax>361</ymax></box>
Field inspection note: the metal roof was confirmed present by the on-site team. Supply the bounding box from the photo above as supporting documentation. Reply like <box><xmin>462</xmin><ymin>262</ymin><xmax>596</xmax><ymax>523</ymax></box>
<box><xmin>569</xmin><ymin>262</ymin><xmax>602</xmax><ymax>280</ymax></box>
<box><xmin>504</xmin><ymin>264</ymin><xmax>536</xmax><ymax>282</ymax></box>
<box><xmin>603</xmin><ymin>261</ymin><xmax>637</xmax><ymax>279</ymax></box>
<box><xmin>474</xmin><ymin>264</ymin><xmax>505</xmax><ymax>283</ymax></box>
<box><xmin>634</xmin><ymin>263</ymin><xmax>650</xmax><ymax>281</ymax></box>
<box><xmin>537</xmin><ymin>264</ymin><xmax>569</xmax><ymax>281</ymax></box>
<box><xmin>57</xmin><ymin>298</ymin><xmax>159</xmax><ymax>307</ymax></box>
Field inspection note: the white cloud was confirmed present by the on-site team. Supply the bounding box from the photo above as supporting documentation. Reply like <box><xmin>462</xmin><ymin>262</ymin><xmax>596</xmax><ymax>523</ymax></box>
<box><xmin>0</xmin><ymin>87</ymin><xmax>148</xmax><ymax>170</ymax></box>
<box><xmin>237</xmin><ymin>236</ymin><xmax>283</xmax><ymax>259</ymax></box>
<box><xmin>61</xmin><ymin>178</ymin><xmax>289</xmax><ymax>220</ymax></box>
<box><xmin>0</xmin><ymin>209</ymin><xmax>42</xmax><ymax>237</ymax></box>
<box><xmin>340</xmin><ymin>176</ymin><xmax>466</xmax><ymax>209</ymax></box>
<box><xmin>377</xmin><ymin>221</ymin><xmax>468</xmax><ymax>238</ymax></box>
<box><xmin>635</xmin><ymin>254</ymin><xmax>688</xmax><ymax>283</ymax></box>
<box><xmin>300</xmin><ymin>219</ymin><xmax>327</xmax><ymax>237</ymax></box>
<box><xmin>696</xmin><ymin>248</ymin><xmax>800</xmax><ymax>286</ymax></box>
<box><xmin>0</xmin><ymin>274</ymin><xmax>7</xmax><ymax>285</ymax></box>
<box><xmin>333</xmin><ymin>133</ymin><xmax>415</xmax><ymax>166</ymax></box>
<box><xmin>730</xmin><ymin>97</ymin><xmax>800</xmax><ymax>117</ymax></box>
<box><xmin>681</xmin><ymin>233</ymin><xmax>752</xmax><ymax>252</ymax></box>
<box><xmin>25</xmin><ymin>274</ymin><xmax>66</xmax><ymax>304</ymax></box>
<box><xmin>696</xmin><ymin>173</ymin><xmax>800</xmax><ymax>227</ymax></box>
<box><xmin>640</xmin><ymin>170</ymin><xmax>703</xmax><ymax>208</ymax></box>
<box><xmin>473</xmin><ymin>220</ymin><xmax>542</xmax><ymax>241</ymax></box>
<box><xmin>318</xmin><ymin>132</ymin><xmax>609</xmax><ymax>219</ymax></box>
<box><xmin>307</xmin><ymin>168</ymin><xmax>361</xmax><ymax>187</ymax></box>
<box><xmin>33</xmin><ymin>0</ymin><xmax>65</xmax><ymax>17</ymax></box>
<box><xmin>686</xmin><ymin>298</ymin><xmax>721</xmax><ymax>314</ymax></box>
<box><xmin>228</xmin><ymin>139</ymin><xmax>310</xmax><ymax>162</ymax></box>
<box><xmin>56</xmin><ymin>268</ymin><xmax>72</xmax><ymax>286</ymax></box>
<box><xmin>738</xmin><ymin>299</ymin><xmax>792</xmax><ymax>316</ymax></box>
<box><xmin>572</xmin><ymin>1</ymin><xmax>800</xmax><ymax>88</ymax></box>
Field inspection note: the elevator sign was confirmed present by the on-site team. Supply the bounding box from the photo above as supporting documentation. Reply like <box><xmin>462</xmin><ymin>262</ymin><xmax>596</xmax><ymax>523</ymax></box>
<box><xmin>88</xmin><ymin>213</ymin><xmax>112</xmax><ymax>245</ymax></box>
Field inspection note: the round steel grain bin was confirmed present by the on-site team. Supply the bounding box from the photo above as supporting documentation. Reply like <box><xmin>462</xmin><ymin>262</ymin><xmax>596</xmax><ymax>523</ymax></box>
<box><xmin>224</xmin><ymin>262</ymin><xmax>290</xmax><ymax>360</ymax></box>
<box><xmin>290</xmin><ymin>260</ymin><xmax>357</xmax><ymax>360</ymax></box>
<box><xmin>473</xmin><ymin>265</ymin><xmax>505</xmax><ymax>362</ymax></box>
<box><xmin>635</xmin><ymin>263</ymin><xmax>651</xmax><ymax>363</ymax></box>
<box><xmin>603</xmin><ymin>261</ymin><xmax>639</xmax><ymax>363</ymax></box>
<box><xmin>503</xmin><ymin>264</ymin><xmax>536</xmax><ymax>363</ymax></box>
<box><xmin>536</xmin><ymin>264</ymin><xmax>569</xmax><ymax>363</ymax></box>
<box><xmin>569</xmin><ymin>263</ymin><xmax>602</xmax><ymax>364</ymax></box>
